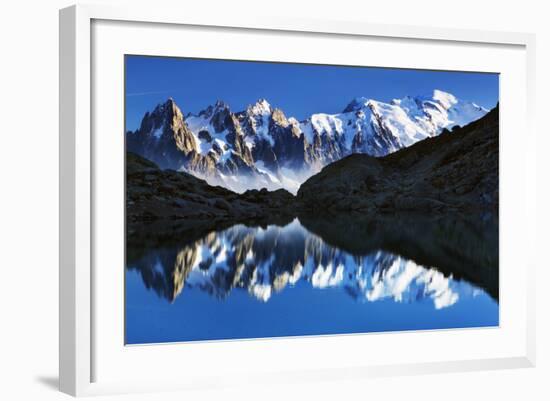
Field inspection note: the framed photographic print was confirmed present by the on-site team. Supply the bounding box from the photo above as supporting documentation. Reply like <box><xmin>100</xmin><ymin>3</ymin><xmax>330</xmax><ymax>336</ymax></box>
<box><xmin>124</xmin><ymin>55</ymin><xmax>500</xmax><ymax>344</ymax></box>
<box><xmin>59</xmin><ymin>4</ymin><xmax>536</xmax><ymax>397</ymax></box>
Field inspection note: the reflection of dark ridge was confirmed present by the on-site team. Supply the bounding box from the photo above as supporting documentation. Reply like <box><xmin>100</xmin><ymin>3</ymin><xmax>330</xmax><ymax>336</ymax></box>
<box><xmin>298</xmin><ymin>211</ymin><xmax>498</xmax><ymax>300</ymax></box>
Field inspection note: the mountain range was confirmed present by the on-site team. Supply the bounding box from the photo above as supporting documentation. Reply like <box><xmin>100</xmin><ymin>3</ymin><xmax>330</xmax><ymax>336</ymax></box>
<box><xmin>126</xmin><ymin>102</ymin><xmax>498</xmax><ymax>227</ymax></box>
<box><xmin>126</xmin><ymin>90</ymin><xmax>488</xmax><ymax>193</ymax></box>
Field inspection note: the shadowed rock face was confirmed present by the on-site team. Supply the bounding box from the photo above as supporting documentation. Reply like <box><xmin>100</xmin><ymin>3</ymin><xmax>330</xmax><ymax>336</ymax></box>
<box><xmin>297</xmin><ymin>105</ymin><xmax>499</xmax><ymax>213</ymax></box>
<box><xmin>126</xmin><ymin>98</ymin><xmax>198</xmax><ymax>169</ymax></box>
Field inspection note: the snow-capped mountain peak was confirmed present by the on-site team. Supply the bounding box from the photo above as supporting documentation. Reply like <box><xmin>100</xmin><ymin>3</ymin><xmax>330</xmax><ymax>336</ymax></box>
<box><xmin>342</xmin><ymin>96</ymin><xmax>371</xmax><ymax>113</ymax></box>
<box><xmin>432</xmin><ymin>89</ymin><xmax>458</xmax><ymax>109</ymax></box>
<box><xmin>197</xmin><ymin>99</ymin><xmax>229</xmax><ymax>119</ymax></box>
<box><xmin>136</xmin><ymin>97</ymin><xmax>184</xmax><ymax>141</ymax></box>
<box><xmin>247</xmin><ymin>98</ymin><xmax>272</xmax><ymax>116</ymax></box>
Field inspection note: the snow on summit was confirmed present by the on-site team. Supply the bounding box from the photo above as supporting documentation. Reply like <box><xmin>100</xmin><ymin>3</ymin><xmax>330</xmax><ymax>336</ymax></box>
<box><xmin>129</xmin><ymin>90</ymin><xmax>490</xmax><ymax>193</ymax></box>
<box><xmin>432</xmin><ymin>89</ymin><xmax>458</xmax><ymax>109</ymax></box>
<box><xmin>247</xmin><ymin>98</ymin><xmax>272</xmax><ymax>115</ymax></box>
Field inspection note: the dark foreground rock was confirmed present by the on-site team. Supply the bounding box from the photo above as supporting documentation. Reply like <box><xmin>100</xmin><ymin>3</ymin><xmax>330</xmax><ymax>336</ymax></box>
<box><xmin>297</xmin><ymin>105</ymin><xmax>499</xmax><ymax>212</ymax></box>
<box><xmin>126</xmin><ymin>152</ymin><xmax>295</xmax><ymax>228</ymax></box>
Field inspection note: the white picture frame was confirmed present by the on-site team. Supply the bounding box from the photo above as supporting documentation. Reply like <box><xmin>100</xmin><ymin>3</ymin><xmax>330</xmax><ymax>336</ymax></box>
<box><xmin>59</xmin><ymin>3</ymin><xmax>536</xmax><ymax>397</ymax></box>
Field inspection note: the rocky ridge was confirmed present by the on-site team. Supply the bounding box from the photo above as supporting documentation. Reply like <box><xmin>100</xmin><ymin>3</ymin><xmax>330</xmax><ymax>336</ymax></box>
<box><xmin>126</xmin><ymin>152</ymin><xmax>294</xmax><ymax>224</ymax></box>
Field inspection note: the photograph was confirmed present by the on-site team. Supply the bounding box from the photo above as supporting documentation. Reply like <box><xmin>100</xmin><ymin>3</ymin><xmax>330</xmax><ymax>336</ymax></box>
<box><xmin>124</xmin><ymin>55</ymin><xmax>500</xmax><ymax>345</ymax></box>
<box><xmin>1</xmin><ymin>0</ymin><xmax>546</xmax><ymax>399</ymax></box>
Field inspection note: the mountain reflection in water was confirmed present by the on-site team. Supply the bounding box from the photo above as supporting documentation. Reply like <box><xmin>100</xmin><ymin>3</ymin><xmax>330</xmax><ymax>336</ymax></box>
<box><xmin>126</xmin><ymin>213</ymin><xmax>498</xmax><ymax>344</ymax></box>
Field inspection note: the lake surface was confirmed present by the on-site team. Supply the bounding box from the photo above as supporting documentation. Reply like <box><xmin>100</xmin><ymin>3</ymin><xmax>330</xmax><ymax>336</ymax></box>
<box><xmin>125</xmin><ymin>214</ymin><xmax>498</xmax><ymax>344</ymax></box>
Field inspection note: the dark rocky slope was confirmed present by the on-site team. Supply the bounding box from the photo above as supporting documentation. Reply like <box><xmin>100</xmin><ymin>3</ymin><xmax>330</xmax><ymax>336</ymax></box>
<box><xmin>126</xmin><ymin>152</ymin><xmax>295</xmax><ymax>226</ymax></box>
<box><xmin>297</xmin><ymin>105</ymin><xmax>499</xmax><ymax>212</ymax></box>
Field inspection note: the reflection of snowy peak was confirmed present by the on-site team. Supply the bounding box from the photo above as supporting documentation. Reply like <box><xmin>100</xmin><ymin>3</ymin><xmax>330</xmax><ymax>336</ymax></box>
<box><xmin>128</xmin><ymin>219</ymin><xmax>481</xmax><ymax>309</ymax></box>
<box><xmin>127</xmin><ymin>91</ymin><xmax>489</xmax><ymax>193</ymax></box>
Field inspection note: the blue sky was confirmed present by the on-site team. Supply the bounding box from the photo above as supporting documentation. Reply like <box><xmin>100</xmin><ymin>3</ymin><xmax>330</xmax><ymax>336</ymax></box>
<box><xmin>125</xmin><ymin>55</ymin><xmax>499</xmax><ymax>132</ymax></box>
